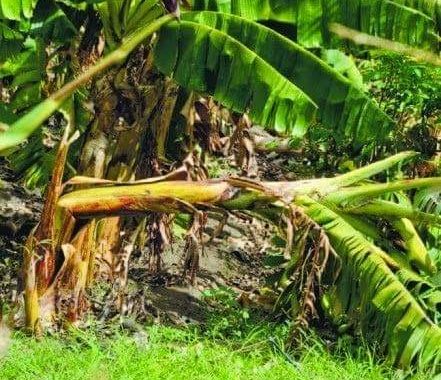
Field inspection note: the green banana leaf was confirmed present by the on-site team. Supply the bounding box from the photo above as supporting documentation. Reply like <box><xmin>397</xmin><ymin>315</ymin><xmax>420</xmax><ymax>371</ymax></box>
<box><xmin>191</xmin><ymin>0</ymin><xmax>440</xmax><ymax>50</ymax></box>
<box><xmin>415</xmin><ymin>186</ymin><xmax>441</xmax><ymax>216</ymax></box>
<box><xmin>393</xmin><ymin>0</ymin><xmax>441</xmax><ymax>32</ymax></box>
<box><xmin>174</xmin><ymin>11</ymin><xmax>393</xmax><ymax>144</ymax></box>
<box><xmin>154</xmin><ymin>19</ymin><xmax>318</xmax><ymax>138</ymax></box>
<box><xmin>96</xmin><ymin>0</ymin><xmax>162</xmax><ymax>47</ymax></box>
<box><xmin>0</xmin><ymin>22</ymin><xmax>25</xmax><ymax>61</ymax></box>
<box><xmin>191</xmin><ymin>0</ymin><xmax>297</xmax><ymax>22</ymax></box>
<box><xmin>0</xmin><ymin>0</ymin><xmax>37</xmax><ymax>20</ymax></box>
<box><xmin>324</xmin><ymin>0</ymin><xmax>439</xmax><ymax>50</ymax></box>
<box><xmin>299</xmin><ymin>195</ymin><xmax>441</xmax><ymax>373</ymax></box>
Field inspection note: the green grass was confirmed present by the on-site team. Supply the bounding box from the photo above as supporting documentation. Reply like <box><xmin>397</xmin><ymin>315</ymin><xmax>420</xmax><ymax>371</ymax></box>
<box><xmin>0</xmin><ymin>324</ymin><xmax>413</xmax><ymax>380</ymax></box>
<box><xmin>0</xmin><ymin>288</ymin><xmax>426</xmax><ymax>379</ymax></box>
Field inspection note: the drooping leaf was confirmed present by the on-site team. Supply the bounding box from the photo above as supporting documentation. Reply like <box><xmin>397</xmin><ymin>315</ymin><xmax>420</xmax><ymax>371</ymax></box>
<box><xmin>96</xmin><ymin>0</ymin><xmax>163</xmax><ymax>46</ymax></box>
<box><xmin>325</xmin><ymin>0</ymin><xmax>439</xmax><ymax>50</ymax></box>
<box><xmin>0</xmin><ymin>38</ymin><xmax>46</xmax><ymax>113</ymax></box>
<box><xmin>299</xmin><ymin>195</ymin><xmax>441</xmax><ymax>373</ymax></box>
<box><xmin>154</xmin><ymin>18</ymin><xmax>318</xmax><ymax>138</ymax></box>
<box><xmin>392</xmin><ymin>0</ymin><xmax>441</xmax><ymax>34</ymax></box>
<box><xmin>179</xmin><ymin>11</ymin><xmax>393</xmax><ymax>144</ymax></box>
<box><xmin>22</xmin><ymin>0</ymin><xmax>38</xmax><ymax>18</ymax></box>
<box><xmin>414</xmin><ymin>186</ymin><xmax>441</xmax><ymax>263</ymax></box>
<box><xmin>0</xmin><ymin>22</ymin><xmax>25</xmax><ymax>61</ymax></box>
<box><xmin>30</xmin><ymin>0</ymin><xmax>78</xmax><ymax>43</ymax></box>
<box><xmin>320</xmin><ymin>49</ymin><xmax>364</xmax><ymax>90</ymax></box>
<box><xmin>0</xmin><ymin>0</ymin><xmax>23</xmax><ymax>20</ymax></box>
<box><xmin>341</xmin><ymin>199</ymin><xmax>441</xmax><ymax>225</ymax></box>
<box><xmin>126</xmin><ymin>0</ymin><xmax>163</xmax><ymax>35</ymax></box>
<box><xmin>393</xmin><ymin>217</ymin><xmax>436</xmax><ymax>274</ymax></box>
<box><xmin>10</xmin><ymin>82</ymin><xmax>42</xmax><ymax>111</ymax></box>
<box><xmin>415</xmin><ymin>186</ymin><xmax>441</xmax><ymax>216</ymax></box>
<box><xmin>0</xmin><ymin>14</ymin><xmax>173</xmax><ymax>153</ymax></box>
<box><xmin>191</xmin><ymin>0</ymin><xmax>296</xmax><ymax>23</ymax></box>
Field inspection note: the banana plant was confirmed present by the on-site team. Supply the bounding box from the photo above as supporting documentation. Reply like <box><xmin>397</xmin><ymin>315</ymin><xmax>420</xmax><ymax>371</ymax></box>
<box><xmin>0</xmin><ymin>0</ymin><xmax>412</xmax><ymax>154</ymax></box>
<box><xmin>1</xmin><ymin>0</ymin><xmax>440</xmax><ymax>374</ymax></box>
<box><xmin>1</xmin><ymin>0</ymin><xmax>440</xmax><ymax>153</ymax></box>
<box><xmin>22</xmin><ymin>150</ymin><xmax>441</xmax><ymax>373</ymax></box>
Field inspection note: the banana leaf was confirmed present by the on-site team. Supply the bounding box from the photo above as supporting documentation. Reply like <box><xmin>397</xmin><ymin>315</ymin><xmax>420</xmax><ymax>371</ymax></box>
<box><xmin>191</xmin><ymin>0</ymin><xmax>440</xmax><ymax>50</ymax></box>
<box><xmin>156</xmin><ymin>12</ymin><xmax>393</xmax><ymax>144</ymax></box>
<box><xmin>154</xmin><ymin>18</ymin><xmax>317</xmax><ymax>138</ymax></box>
<box><xmin>299</xmin><ymin>195</ymin><xmax>441</xmax><ymax>373</ymax></box>
<box><xmin>0</xmin><ymin>0</ymin><xmax>37</xmax><ymax>20</ymax></box>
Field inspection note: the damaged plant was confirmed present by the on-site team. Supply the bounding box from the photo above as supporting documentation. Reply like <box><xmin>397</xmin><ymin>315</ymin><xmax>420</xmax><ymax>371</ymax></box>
<box><xmin>0</xmin><ymin>0</ymin><xmax>440</xmax><ymax>376</ymax></box>
<box><xmin>19</xmin><ymin>148</ymin><xmax>441</xmax><ymax>374</ymax></box>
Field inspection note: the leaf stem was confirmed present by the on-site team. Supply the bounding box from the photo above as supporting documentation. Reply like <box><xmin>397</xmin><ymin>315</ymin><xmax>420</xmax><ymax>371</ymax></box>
<box><xmin>327</xmin><ymin>151</ymin><xmax>417</xmax><ymax>187</ymax></box>
<box><xmin>325</xmin><ymin>178</ymin><xmax>441</xmax><ymax>203</ymax></box>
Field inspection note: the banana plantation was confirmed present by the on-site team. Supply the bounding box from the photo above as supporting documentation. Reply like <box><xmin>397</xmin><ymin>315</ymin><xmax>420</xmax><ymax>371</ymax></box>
<box><xmin>0</xmin><ymin>0</ymin><xmax>440</xmax><ymax>378</ymax></box>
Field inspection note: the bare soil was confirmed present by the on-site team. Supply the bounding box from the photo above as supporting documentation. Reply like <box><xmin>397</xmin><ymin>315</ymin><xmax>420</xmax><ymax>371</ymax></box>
<box><xmin>0</xmin><ymin>163</ymin><xmax>276</xmax><ymax>326</ymax></box>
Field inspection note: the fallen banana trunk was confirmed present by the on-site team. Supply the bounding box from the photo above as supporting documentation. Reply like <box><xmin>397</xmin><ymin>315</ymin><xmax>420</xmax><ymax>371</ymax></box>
<box><xmin>57</xmin><ymin>177</ymin><xmax>441</xmax><ymax>221</ymax></box>
<box><xmin>22</xmin><ymin>152</ymin><xmax>441</xmax><ymax>374</ymax></box>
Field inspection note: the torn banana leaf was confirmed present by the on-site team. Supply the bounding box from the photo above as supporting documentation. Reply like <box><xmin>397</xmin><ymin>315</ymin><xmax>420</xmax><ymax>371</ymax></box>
<box><xmin>154</xmin><ymin>18</ymin><xmax>317</xmax><ymax>138</ymax></box>
<box><xmin>299</xmin><ymin>195</ymin><xmax>441</xmax><ymax>373</ymax></box>
<box><xmin>180</xmin><ymin>11</ymin><xmax>393</xmax><ymax>145</ymax></box>
<box><xmin>191</xmin><ymin>0</ymin><xmax>440</xmax><ymax>50</ymax></box>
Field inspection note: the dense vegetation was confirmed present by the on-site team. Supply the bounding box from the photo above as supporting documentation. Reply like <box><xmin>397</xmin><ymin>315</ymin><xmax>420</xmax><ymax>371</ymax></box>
<box><xmin>0</xmin><ymin>0</ymin><xmax>440</xmax><ymax>378</ymax></box>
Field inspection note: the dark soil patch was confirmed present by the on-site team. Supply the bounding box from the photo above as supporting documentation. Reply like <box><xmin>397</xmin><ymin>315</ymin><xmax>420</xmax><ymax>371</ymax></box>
<box><xmin>0</xmin><ymin>165</ymin><xmax>276</xmax><ymax>326</ymax></box>
<box><xmin>0</xmin><ymin>165</ymin><xmax>42</xmax><ymax>304</ymax></box>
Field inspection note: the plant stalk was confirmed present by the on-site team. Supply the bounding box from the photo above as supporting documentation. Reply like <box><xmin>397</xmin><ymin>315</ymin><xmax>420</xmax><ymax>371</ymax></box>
<box><xmin>0</xmin><ymin>14</ymin><xmax>173</xmax><ymax>154</ymax></box>
<box><xmin>325</xmin><ymin>178</ymin><xmax>441</xmax><ymax>204</ymax></box>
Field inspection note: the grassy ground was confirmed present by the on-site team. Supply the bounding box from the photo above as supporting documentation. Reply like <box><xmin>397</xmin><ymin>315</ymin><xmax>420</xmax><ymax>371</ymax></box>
<box><xmin>0</xmin><ymin>288</ymin><xmax>426</xmax><ymax>379</ymax></box>
<box><xmin>0</xmin><ymin>323</ymin><xmax>415</xmax><ymax>380</ymax></box>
